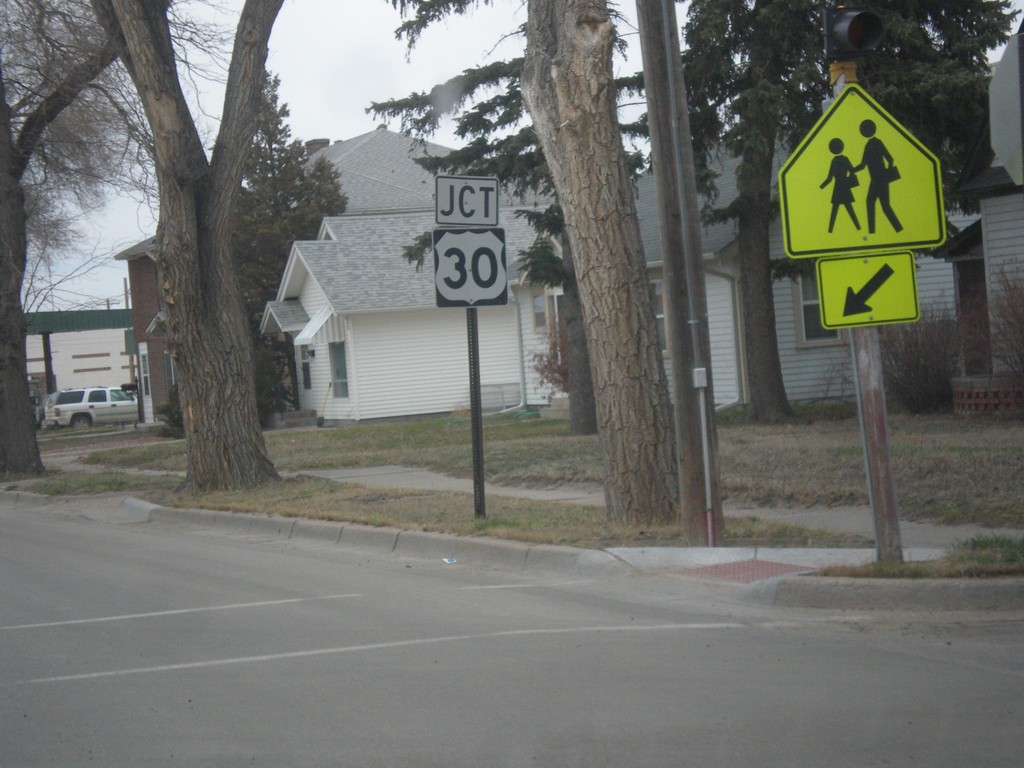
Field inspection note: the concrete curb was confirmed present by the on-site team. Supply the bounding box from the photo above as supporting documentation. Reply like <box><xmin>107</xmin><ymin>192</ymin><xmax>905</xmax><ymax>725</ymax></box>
<box><xmin>0</xmin><ymin>489</ymin><xmax>49</xmax><ymax>507</ymax></box>
<box><xmin>751</xmin><ymin>574</ymin><xmax>1024</xmax><ymax>612</ymax></box>
<box><xmin>4</xmin><ymin>492</ymin><xmax>1021</xmax><ymax>611</ymax></box>
<box><xmin>135</xmin><ymin>500</ymin><xmax>630</xmax><ymax>576</ymax></box>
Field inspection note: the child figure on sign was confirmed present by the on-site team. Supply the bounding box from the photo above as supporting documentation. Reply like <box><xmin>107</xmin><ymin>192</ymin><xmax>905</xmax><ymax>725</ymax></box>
<box><xmin>820</xmin><ymin>137</ymin><xmax>861</xmax><ymax>233</ymax></box>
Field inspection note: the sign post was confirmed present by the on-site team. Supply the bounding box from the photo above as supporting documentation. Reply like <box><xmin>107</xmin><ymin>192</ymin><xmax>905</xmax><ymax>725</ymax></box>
<box><xmin>433</xmin><ymin>176</ymin><xmax>505</xmax><ymax>519</ymax></box>
<box><xmin>779</xmin><ymin>72</ymin><xmax>947</xmax><ymax>563</ymax></box>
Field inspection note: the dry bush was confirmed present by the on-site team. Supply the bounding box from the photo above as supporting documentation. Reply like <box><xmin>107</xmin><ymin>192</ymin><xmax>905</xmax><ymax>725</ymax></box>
<box><xmin>531</xmin><ymin>322</ymin><xmax>569</xmax><ymax>396</ymax></box>
<box><xmin>880</xmin><ymin>308</ymin><xmax>959</xmax><ymax>413</ymax></box>
<box><xmin>989</xmin><ymin>269</ymin><xmax>1024</xmax><ymax>382</ymax></box>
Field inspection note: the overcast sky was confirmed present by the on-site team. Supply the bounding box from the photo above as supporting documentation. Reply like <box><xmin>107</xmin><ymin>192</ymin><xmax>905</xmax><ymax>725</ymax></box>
<box><xmin>50</xmin><ymin>0</ymin><xmax>1021</xmax><ymax>311</ymax></box>
<box><xmin>59</xmin><ymin>0</ymin><xmax>541</xmax><ymax>310</ymax></box>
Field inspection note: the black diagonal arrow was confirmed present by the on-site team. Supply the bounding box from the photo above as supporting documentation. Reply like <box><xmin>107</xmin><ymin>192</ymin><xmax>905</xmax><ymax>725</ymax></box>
<box><xmin>844</xmin><ymin>263</ymin><xmax>896</xmax><ymax>316</ymax></box>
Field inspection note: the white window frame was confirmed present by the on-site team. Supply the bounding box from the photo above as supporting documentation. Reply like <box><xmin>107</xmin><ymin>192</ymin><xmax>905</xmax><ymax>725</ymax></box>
<box><xmin>794</xmin><ymin>275</ymin><xmax>843</xmax><ymax>348</ymax></box>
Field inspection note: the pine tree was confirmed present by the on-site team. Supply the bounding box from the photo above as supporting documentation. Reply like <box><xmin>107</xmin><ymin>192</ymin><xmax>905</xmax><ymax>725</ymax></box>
<box><xmin>232</xmin><ymin>74</ymin><xmax>347</xmax><ymax>415</ymax></box>
<box><xmin>233</xmin><ymin>74</ymin><xmax>347</xmax><ymax>330</ymax></box>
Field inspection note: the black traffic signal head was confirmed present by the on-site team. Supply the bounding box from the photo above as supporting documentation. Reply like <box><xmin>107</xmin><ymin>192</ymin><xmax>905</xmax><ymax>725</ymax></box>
<box><xmin>824</xmin><ymin>6</ymin><xmax>884</xmax><ymax>60</ymax></box>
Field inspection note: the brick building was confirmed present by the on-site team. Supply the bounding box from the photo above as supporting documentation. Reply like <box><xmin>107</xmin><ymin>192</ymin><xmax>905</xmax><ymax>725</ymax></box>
<box><xmin>114</xmin><ymin>237</ymin><xmax>174</xmax><ymax>423</ymax></box>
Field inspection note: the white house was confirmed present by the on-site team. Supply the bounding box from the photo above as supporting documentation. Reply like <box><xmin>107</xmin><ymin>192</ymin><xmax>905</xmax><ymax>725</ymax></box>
<box><xmin>262</xmin><ymin>211</ymin><xmax>553</xmax><ymax>422</ymax></box>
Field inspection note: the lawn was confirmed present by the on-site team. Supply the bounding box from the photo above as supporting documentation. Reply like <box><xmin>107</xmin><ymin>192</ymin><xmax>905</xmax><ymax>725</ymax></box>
<box><xmin>17</xmin><ymin>408</ymin><xmax>1021</xmax><ymax>570</ymax></box>
<box><xmin>53</xmin><ymin>406</ymin><xmax>1022</xmax><ymax>533</ymax></box>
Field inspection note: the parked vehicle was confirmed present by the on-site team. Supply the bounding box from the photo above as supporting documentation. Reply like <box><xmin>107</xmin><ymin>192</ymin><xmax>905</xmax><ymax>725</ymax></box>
<box><xmin>44</xmin><ymin>386</ymin><xmax>138</xmax><ymax>428</ymax></box>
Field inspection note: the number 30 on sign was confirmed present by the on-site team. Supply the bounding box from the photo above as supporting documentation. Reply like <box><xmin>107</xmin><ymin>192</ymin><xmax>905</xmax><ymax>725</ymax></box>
<box><xmin>433</xmin><ymin>228</ymin><xmax>508</xmax><ymax>307</ymax></box>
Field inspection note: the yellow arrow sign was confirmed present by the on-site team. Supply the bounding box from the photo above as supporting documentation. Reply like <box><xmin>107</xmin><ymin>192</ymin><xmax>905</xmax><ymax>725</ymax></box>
<box><xmin>779</xmin><ymin>85</ymin><xmax>946</xmax><ymax>259</ymax></box>
<box><xmin>816</xmin><ymin>252</ymin><xmax>919</xmax><ymax>329</ymax></box>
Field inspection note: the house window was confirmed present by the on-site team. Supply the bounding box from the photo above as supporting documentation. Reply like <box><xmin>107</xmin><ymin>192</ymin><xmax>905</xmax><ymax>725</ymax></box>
<box><xmin>329</xmin><ymin>342</ymin><xmax>349</xmax><ymax>398</ymax></box>
<box><xmin>532</xmin><ymin>293</ymin><xmax>547</xmax><ymax>330</ymax></box>
<box><xmin>650</xmin><ymin>280</ymin><xmax>667</xmax><ymax>351</ymax></box>
<box><xmin>798</xmin><ymin>276</ymin><xmax>839</xmax><ymax>343</ymax></box>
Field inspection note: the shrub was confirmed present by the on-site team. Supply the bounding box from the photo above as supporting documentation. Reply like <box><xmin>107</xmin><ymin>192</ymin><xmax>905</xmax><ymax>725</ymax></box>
<box><xmin>989</xmin><ymin>269</ymin><xmax>1024</xmax><ymax>383</ymax></box>
<box><xmin>880</xmin><ymin>307</ymin><xmax>959</xmax><ymax>413</ymax></box>
<box><xmin>531</xmin><ymin>323</ymin><xmax>569</xmax><ymax>397</ymax></box>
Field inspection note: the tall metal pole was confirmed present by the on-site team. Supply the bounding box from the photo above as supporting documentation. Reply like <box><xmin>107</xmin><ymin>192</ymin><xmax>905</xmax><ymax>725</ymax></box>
<box><xmin>830</xmin><ymin>63</ymin><xmax>903</xmax><ymax>563</ymax></box>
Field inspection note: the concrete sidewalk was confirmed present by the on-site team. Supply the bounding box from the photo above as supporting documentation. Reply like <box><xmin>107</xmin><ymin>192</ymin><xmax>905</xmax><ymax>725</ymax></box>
<box><xmin>7</xmin><ymin>459</ymin><xmax>1023</xmax><ymax>612</ymax></box>
<box><xmin>300</xmin><ymin>465</ymin><xmax>1019</xmax><ymax>550</ymax></box>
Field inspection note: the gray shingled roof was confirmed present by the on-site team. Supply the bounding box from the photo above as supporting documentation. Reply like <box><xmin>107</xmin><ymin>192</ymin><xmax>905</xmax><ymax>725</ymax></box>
<box><xmin>262</xmin><ymin>299</ymin><xmax>310</xmax><ymax>333</ymax></box>
<box><xmin>634</xmin><ymin>155</ymin><xmax>742</xmax><ymax>265</ymax></box>
<box><xmin>312</xmin><ymin>127</ymin><xmax>453</xmax><ymax>214</ymax></box>
<box><xmin>286</xmin><ymin>210</ymin><xmax>543</xmax><ymax>313</ymax></box>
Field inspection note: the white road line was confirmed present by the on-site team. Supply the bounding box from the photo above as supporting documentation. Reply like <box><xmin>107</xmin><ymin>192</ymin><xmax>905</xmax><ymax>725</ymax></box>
<box><xmin>455</xmin><ymin>581</ymin><xmax>589</xmax><ymax>591</ymax></box>
<box><xmin>1</xmin><ymin>594</ymin><xmax>364</xmax><ymax>631</ymax></box>
<box><xmin>16</xmin><ymin>622</ymin><xmax>746</xmax><ymax>685</ymax></box>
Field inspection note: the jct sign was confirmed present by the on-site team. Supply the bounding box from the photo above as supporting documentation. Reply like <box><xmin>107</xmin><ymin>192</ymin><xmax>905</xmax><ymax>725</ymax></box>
<box><xmin>435</xmin><ymin>175</ymin><xmax>499</xmax><ymax>226</ymax></box>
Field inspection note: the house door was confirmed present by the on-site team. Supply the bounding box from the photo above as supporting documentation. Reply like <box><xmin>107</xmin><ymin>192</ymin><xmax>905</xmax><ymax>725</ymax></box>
<box><xmin>138</xmin><ymin>342</ymin><xmax>154</xmax><ymax>423</ymax></box>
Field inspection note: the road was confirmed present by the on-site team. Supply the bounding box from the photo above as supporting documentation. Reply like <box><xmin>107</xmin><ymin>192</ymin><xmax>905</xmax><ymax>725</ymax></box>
<box><xmin>2</xmin><ymin>497</ymin><xmax>1022</xmax><ymax>767</ymax></box>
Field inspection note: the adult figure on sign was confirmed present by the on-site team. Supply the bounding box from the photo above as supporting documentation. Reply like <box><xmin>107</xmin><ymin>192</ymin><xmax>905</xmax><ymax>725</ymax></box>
<box><xmin>820</xmin><ymin>137</ymin><xmax>861</xmax><ymax>233</ymax></box>
<box><xmin>855</xmin><ymin>119</ymin><xmax>903</xmax><ymax>234</ymax></box>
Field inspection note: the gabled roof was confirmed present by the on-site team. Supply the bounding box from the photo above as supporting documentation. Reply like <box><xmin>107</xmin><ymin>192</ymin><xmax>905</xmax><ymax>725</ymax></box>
<box><xmin>310</xmin><ymin>126</ymin><xmax>452</xmax><ymax>214</ymax></box>
<box><xmin>271</xmin><ymin>209</ymin><xmax>543</xmax><ymax>320</ymax></box>
<box><xmin>261</xmin><ymin>299</ymin><xmax>310</xmax><ymax>334</ymax></box>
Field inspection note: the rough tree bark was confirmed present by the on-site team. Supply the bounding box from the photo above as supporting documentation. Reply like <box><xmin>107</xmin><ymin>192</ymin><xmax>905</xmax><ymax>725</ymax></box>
<box><xmin>93</xmin><ymin>0</ymin><xmax>281</xmax><ymax>491</ymax></box>
<box><xmin>0</xmin><ymin>87</ymin><xmax>40</xmax><ymax>475</ymax></box>
<box><xmin>521</xmin><ymin>0</ymin><xmax>679</xmax><ymax>525</ymax></box>
<box><xmin>736</xmin><ymin>138</ymin><xmax>793</xmax><ymax>421</ymax></box>
<box><xmin>559</xmin><ymin>234</ymin><xmax>597</xmax><ymax>436</ymax></box>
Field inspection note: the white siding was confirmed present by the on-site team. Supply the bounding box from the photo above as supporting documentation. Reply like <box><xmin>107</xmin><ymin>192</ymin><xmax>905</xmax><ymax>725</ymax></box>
<box><xmin>774</xmin><ymin>279</ymin><xmax>854</xmax><ymax>402</ymax></box>
<box><xmin>705</xmin><ymin>271</ymin><xmax>740</xmax><ymax>406</ymax></box>
<box><xmin>26</xmin><ymin>328</ymin><xmax>132</xmax><ymax>392</ymax></box>
<box><xmin>915</xmin><ymin>255</ymin><xmax>955</xmax><ymax>313</ymax></box>
<box><xmin>337</xmin><ymin>304</ymin><xmax>523</xmax><ymax>421</ymax></box>
<box><xmin>982</xmin><ymin>192</ymin><xmax>1024</xmax><ymax>373</ymax></box>
<box><xmin>982</xmin><ymin>193</ymin><xmax>1024</xmax><ymax>282</ymax></box>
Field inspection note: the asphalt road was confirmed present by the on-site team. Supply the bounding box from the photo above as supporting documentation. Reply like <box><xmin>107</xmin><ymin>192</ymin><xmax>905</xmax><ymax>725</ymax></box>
<box><xmin>2</xmin><ymin>498</ymin><xmax>1022</xmax><ymax>767</ymax></box>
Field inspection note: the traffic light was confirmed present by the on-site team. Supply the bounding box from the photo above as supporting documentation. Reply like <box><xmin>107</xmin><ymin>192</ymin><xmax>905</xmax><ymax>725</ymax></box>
<box><xmin>824</xmin><ymin>6</ymin><xmax>883</xmax><ymax>60</ymax></box>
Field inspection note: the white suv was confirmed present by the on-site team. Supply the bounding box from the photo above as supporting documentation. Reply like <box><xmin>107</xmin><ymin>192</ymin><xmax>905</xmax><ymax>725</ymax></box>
<box><xmin>44</xmin><ymin>387</ymin><xmax>138</xmax><ymax>428</ymax></box>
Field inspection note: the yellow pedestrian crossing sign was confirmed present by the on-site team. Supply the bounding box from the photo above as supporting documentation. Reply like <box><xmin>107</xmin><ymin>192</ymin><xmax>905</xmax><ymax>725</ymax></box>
<box><xmin>779</xmin><ymin>84</ymin><xmax>946</xmax><ymax>259</ymax></box>
<box><xmin>817</xmin><ymin>252</ymin><xmax>919</xmax><ymax>329</ymax></box>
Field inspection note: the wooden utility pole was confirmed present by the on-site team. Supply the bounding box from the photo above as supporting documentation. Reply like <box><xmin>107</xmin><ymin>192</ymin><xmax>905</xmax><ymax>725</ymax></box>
<box><xmin>830</xmin><ymin>62</ymin><xmax>903</xmax><ymax>564</ymax></box>
<box><xmin>635</xmin><ymin>0</ymin><xmax>724</xmax><ymax>544</ymax></box>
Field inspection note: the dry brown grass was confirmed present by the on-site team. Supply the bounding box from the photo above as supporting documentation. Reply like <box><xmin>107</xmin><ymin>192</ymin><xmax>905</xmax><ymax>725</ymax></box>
<box><xmin>63</xmin><ymin>407</ymin><xmax>1024</xmax><ymax>531</ymax></box>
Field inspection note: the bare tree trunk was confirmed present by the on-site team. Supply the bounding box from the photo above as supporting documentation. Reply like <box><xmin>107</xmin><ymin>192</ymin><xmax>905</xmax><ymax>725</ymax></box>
<box><xmin>737</xmin><ymin>141</ymin><xmax>793</xmax><ymax>421</ymax></box>
<box><xmin>522</xmin><ymin>0</ymin><xmax>678</xmax><ymax>525</ymax></box>
<box><xmin>96</xmin><ymin>0</ymin><xmax>281</xmax><ymax>492</ymax></box>
<box><xmin>560</xmin><ymin>235</ymin><xmax>597</xmax><ymax>435</ymax></box>
<box><xmin>0</xmin><ymin>127</ymin><xmax>43</xmax><ymax>475</ymax></box>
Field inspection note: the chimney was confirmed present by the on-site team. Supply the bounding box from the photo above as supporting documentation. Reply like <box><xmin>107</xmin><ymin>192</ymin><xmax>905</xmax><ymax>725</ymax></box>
<box><xmin>304</xmin><ymin>138</ymin><xmax>330</xmax><ymax>157</ymax></box>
